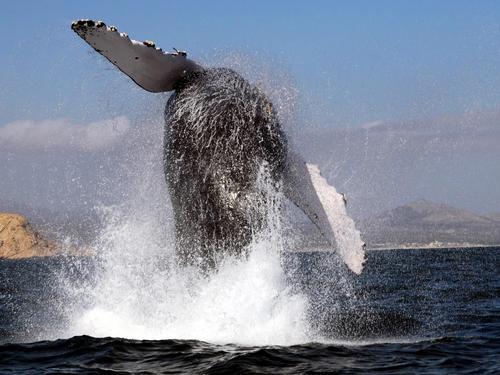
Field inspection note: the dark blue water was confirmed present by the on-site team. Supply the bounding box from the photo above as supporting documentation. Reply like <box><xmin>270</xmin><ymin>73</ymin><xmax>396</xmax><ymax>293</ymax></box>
<box><xmin>1</xmin><ymin>248</ymin><xmax>499</xmax><ymax>374</ymax></box>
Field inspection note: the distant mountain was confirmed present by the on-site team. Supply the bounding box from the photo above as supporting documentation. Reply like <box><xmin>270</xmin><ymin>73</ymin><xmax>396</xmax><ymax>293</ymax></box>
<box><xmin>360</xmin><ymin>200</ymin><xmax>500</xmax><ymax>248</ymax></box>
<box><xmin>484</xmin><ymin>212</ymin><xmax>500</xmax><ymax>222</ymax></box>
<box><xmin>369</xmin><ymin>199</ymin><xmax>494</xmax><ymax>226</ymax></box>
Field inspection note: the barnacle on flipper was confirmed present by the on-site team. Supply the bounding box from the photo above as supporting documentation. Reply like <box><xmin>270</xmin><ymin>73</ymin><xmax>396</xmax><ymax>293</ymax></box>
<box><xmin>143</xmin><ymin>40</ymin><xmax>156</xmax><ymax>48</ymax></box>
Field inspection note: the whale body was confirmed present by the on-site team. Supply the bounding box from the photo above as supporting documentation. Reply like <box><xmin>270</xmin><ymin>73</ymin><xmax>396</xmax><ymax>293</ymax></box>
<box><xmin>164</xmin><ymin>67</ymin><xmax>287</xmax><ymax>268</ymax></box>
<box><xmin>71</xmin><ymin>20</ymin><xmax>366</xmax><ymax>273</ymax></box>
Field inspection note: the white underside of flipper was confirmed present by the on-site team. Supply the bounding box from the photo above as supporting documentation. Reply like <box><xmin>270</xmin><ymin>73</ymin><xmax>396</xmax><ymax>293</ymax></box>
<box><xmin>71</xmin><ymin>20</ymin><xmax>202</xmax><ymax>92</ymax></box>
<box><xmin>283</xmin><ymin>151</ymin><xmax>366</xmax><ymax>274</ymax></box>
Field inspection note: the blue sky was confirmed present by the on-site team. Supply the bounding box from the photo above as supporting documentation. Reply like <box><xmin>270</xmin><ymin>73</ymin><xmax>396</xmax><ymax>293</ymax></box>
<box><xmin>3</xmin><ymin>1</ymin><xmax>500</xmax><ymax>125</ymax></box>
<box><xmin>1</xmin><ymin>1</ymin><xmax>500</xmax><ymax>216</ymax></box>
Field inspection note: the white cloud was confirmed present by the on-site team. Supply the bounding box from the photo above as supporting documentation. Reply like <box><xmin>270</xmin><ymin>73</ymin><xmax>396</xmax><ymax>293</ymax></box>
<box><xmin>352</xmin><ymin>109</ymin><xmax>500</xmax><ymax>153</ymax></box>
<box><xmin>359</xmin><ymin>120</ymin><xmax>384</xmax><ymax>130</ymax></box>
<box><xmin>0</xmin><ymin>116</ymin><xmax>131</xmax><ymax>151</ymax></box>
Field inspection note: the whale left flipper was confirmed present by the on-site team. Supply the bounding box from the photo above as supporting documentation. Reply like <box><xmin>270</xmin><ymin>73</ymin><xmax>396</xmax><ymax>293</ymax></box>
<box><xmin>283</xmin><ymin>151</ymin><xmax>366</xmax><ymax>274</ymax></box>
<box><xmin>71</xmin><ymin>19</ymin><xmax>202</xmax><ymax>92</ymax></box>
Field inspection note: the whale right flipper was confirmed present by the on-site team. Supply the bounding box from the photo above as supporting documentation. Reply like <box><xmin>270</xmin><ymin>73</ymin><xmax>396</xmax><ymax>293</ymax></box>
<box><xmin>71</xmin><ymin>19</ymin><xmax>202</xmax><ymax>92</ymax></box>
<box><xmin>283</xmin><ymin>151</ymin><xmax>366</xmax><ymax>274</ymax></box>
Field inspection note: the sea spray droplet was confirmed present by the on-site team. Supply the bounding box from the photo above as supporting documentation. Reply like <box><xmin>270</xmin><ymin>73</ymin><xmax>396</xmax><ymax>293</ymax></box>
<box><xmin>64</xmin><ymin>166</ymin><xmax>311</xmax><ymax>345</ymax></box>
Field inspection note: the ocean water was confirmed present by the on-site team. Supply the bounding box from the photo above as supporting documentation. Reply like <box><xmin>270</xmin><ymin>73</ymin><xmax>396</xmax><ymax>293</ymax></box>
<box><xmin>1</xmin><ymin>247</ymin><xmax>498</xmax><ymax>374</ymax></box>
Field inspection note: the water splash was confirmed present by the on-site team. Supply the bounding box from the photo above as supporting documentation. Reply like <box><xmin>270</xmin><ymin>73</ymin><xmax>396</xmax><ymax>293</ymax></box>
<box><xmin>68</xmin><ymin>243</ymin><xmax>309</xmax><ymax>346</ymax></box>
<box><xmin>54</xmin><ymin>58</ymin><xmax>363</xmax><ymax>346</ymax></box>
<box><xmin>61</xmin><ymin>163</ymin><xmax>311</xmax><ymax>345</ymax></box>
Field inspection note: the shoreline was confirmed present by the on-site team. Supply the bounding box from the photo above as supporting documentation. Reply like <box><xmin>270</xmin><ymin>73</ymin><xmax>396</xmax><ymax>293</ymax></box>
<box><xmin>290</xmin><ymin>244</ymin><xmax>500</xmax><ymax>253</ymax></box>
<box><xmin>366</xmin><ymin>244</ymin><xmax>500</xmax><ymax>251</ymax></box>
<box><xmin>1</xmin><ymin>244</ymin><xmax>499</xmax><ymax>261</ymax></box>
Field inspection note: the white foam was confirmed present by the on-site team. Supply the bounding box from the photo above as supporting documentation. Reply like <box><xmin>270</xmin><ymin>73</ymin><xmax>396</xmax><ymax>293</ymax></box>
<box><xmin>61</xmin><ymin>161</ymin><xmax>311</xmax><ymax>346</ymax></box>
<box><xmin>65</xmin><ymin>216</ymin><xmax>310</xmax><ymax>345</ymax></box>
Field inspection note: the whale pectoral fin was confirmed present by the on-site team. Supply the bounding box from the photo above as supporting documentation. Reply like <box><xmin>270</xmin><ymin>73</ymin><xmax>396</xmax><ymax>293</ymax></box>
<box><xmin>283</xmin><ymin>151</ymin><xmax>366</xmax><ymax>274</ymax></box>
<box><xmin>71</xmin><ymin>19</ymin><xmax>202</xmax><ymax>92</ymax></box>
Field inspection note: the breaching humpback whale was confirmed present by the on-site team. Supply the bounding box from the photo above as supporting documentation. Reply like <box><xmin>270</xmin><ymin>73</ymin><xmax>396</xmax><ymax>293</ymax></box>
<box><xmin>71</xmin><ymin>20</ymin><xmax>365</xmax><ymax>274</ymax></box>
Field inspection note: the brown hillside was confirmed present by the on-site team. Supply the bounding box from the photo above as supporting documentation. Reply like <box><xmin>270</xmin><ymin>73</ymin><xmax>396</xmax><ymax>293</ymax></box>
<box><xmin>0</xmin><ymin>213</ymin><xmax>58</xmax><ymax>259</ymax></box>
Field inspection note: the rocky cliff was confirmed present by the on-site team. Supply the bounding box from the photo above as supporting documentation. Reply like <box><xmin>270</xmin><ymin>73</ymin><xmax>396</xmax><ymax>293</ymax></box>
<box><xmin>0</xmin><ymin>213</ymin><xmax>58</xmax><ymax>259</ymax></box>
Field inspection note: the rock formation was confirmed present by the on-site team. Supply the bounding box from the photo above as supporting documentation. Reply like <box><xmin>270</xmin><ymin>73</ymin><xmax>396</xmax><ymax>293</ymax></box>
<box><xmin>0</xmin><ymin>213</ymin><xmax>58</xmax><ymax>259</ymax></box>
